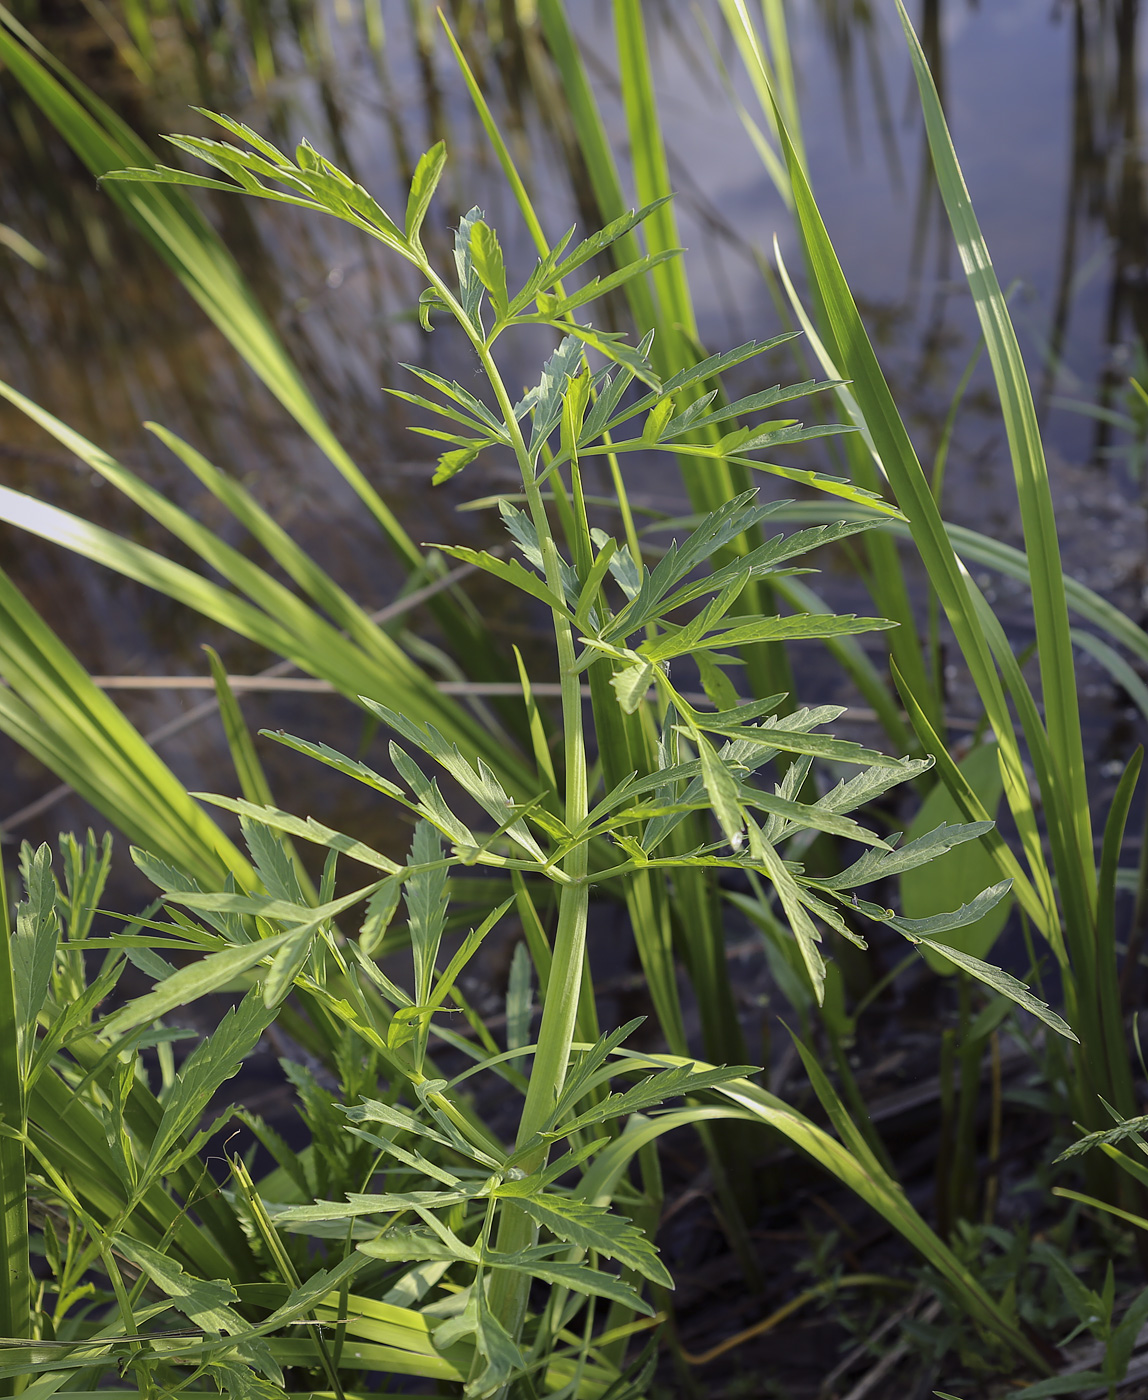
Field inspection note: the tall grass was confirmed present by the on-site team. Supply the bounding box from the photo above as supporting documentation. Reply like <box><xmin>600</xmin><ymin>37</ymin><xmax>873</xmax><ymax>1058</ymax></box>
<box><xmin>0</xmin><ymin>123</ymin><xmax>1066</xmax><ymax>1387</ymax></box>
<box><xmin>1</xmin><ymin>0</ymin><xmax>1142</xmax><ymax>1086</ymax></box>
<box><xmin>0</xmin><ymin>1</ymin><xmax>1146</xmax><ymax>1390</ymax></box>
<box><xmin>707</xmin><ymin>1</ymin><xmax>1140</xmax><ymax>1140</ymax></box>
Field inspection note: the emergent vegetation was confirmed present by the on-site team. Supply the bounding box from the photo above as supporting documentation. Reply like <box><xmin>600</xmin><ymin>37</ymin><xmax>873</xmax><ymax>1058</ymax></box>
<box><xmin>1</xmin><ymin>2</ymin><xmax>1148</xmax><ymax>1397</ymax></box>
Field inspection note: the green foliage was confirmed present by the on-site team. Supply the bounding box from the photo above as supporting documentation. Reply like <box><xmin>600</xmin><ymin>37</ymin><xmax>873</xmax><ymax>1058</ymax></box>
<box><xmin>4</xmin><ymin>137</ymin><xmax>1064</xmax><ymax>1385</ymax></box>
<box><xmin>902</xmin><ymin>744</ymin><xmax>1013</xmax><ymax>972</ymax></box>
<box><xmin>7</xmin><ymin>812</ymin><xmax>1051</xmax><ymax>1395</ymax></box>
<box><xmin>7</xmin><ymin>0</ymin><xmax>1148</xmax><ymax>1392</ymax></box>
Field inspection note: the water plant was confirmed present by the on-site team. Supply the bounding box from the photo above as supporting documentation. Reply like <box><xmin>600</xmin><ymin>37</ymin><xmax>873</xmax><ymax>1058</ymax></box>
<box><xmin>2</xmin><ymin>1</ymin><xmax>1148</xmax><ymax>1392</ymax></box>
<box><xmin>0</xmin><ymin>97</ymin><xmax>1091</xmax><ymax>1393</ymax></box>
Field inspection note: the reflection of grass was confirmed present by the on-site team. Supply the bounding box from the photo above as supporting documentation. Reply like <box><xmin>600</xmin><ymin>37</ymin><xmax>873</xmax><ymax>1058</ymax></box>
<box><xmin>0</xmin><ymin>0</ymin><xmax>1147</xmax><ymax>1393</ymax></box>
<box><xmin>1053</xmin><ymin>364</ymin><xmax>1148</xmax><ymax>481</ymax></box>
<box><xmin>19</xmin><ymin>0</ymin><xmax>383</xmax><ymax>90</ymax></box>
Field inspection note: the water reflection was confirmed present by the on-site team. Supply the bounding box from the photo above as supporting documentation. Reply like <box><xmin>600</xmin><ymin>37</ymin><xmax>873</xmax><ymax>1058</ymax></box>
<box><xmin>0</xmin><ymin>0</ymin><xmax>1146</xmax><ymax>850</ymax></box>
<box><xmin>1044</xmin><ymin>0</ymin><xmax>1148</xmax><ymax>476</ymax></box>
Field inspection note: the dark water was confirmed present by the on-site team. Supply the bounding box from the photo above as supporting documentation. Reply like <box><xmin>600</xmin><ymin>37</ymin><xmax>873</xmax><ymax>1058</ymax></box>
<box><xmin>0</xmin><ymin>0</ymin><xmax>1146</xmax><ymax>862</ymax></box>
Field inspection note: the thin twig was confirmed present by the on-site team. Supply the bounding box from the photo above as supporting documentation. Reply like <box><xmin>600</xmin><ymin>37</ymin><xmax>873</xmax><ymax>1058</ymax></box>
<box><xmin>818</xmin><ymin>1284</ymin><xmax>926</xmax><ymax>1399</ymax></box>
<box><xmin>680</xmin><ymin>1274</ymin><xmax>906</xmax><ymax>1368</ymax></box>
<box><xmin>7</xmin><ymin>676</ymin><xmax>974</xmax><ymax>732</ymax></box>
<box><xmin>837</xmin><ymin>1297</ymin><xmax>942</xmax><ymax>1400</ymax></box>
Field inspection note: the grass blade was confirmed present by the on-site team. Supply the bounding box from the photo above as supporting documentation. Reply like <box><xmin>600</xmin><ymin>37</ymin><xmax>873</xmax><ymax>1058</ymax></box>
<box><xmin>1095</xmin><ymin>749</ymin><xmax>1142</xmax><ymax>1115</ymax></box>
<box><xmin>896</xmin><ymin>0</ymin><xmax>1093</xmax><ymax>890</ymax></box>
<box><xmin>0</xmin><ymin>566</ymin><xmax>249</xmax><ymax>885</ymax></box>
<box><xmin>204</xmin><ymin>648</ymin><xmax>274</xmax><ymax>809</ymax></box>
<box><xmin>613</xmin><ymin>0</ymin><xmax>697</xmax><ymax>364</ymax></box>
<box><xmin>0</xmin><ymin>858</ymin><xmax>28</xmax><ymax>1386</ymax></box>
<box><xmin>0</xmin><ymin>384</ymin><xmax>534</xmax><ymax>796</ymax></box>
<box><xmin>744</xmin><ymin>44</ymin><xmax>1069</xmax><ymax>981</ymax></box>
<box><xmin>535</xmin><ymin>0</ymin><xmax>659</xmax><ymax>335</ymax></box>
<box><xmin>0</xmin><ymin>5</ymin><xmax>420</xmax><ymax>571</ymax></box>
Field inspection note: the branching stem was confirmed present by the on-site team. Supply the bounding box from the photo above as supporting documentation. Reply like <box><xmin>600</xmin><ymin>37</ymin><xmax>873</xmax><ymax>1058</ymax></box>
<box><xmin>420</xmin><ymin>260</ymin><xmax>593</xmax><ymax>1343</ymax></box>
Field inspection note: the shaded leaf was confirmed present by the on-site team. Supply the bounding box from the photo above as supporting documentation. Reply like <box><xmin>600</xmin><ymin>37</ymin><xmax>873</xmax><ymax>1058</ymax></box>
<box><xmin>433</xmin><ymin>546</ymin><xmax>568</xmax><ymax>613</ymax></box>
<box><xmin>528</xmin><ymin>335</ymin><xmax>584</xmax><ymax>462</ymax></box>
<box><xmin>12</xmin><ymin>843</ymin><xmax>58</xmax><ymax>1047</ymax></box>
<box><xmin>359</xmin><ymin>1227</ymin><xmax>477</xmax><ymax>1265</ymax></box>
<box><xmin>817</xmin><ymin>821</ymin><xmax>994</xmax><ymax>891</ymax></box>
<box><xmin>407</xmin><ymin>822</ymin><xmax>448</xmax><ymax>1005</ymax></box>
<box><xmin>454</xmin><ymin>206</ymin><xmax>486</xmax><ymax>329</ymax></box>
<box><xmin>558</xmin><ymin>1062</ymin><xmax>756</xmax><ymax>1139</ymax></box>
<box><xmin>611</xmin><ymin>660</ymin><xmax>655</xmax><ymax>714</ymax></box>
<box><xmin>471</xmin><ymin>219</ymin><xmax>508</xmax><ymax>317</ymax></box>
<box><xmin>434</xmin><ymin>447</ymin><xmax>482</xmax><ymax>485</ymax></box>
<box><xmin>263</xmin><ymin>924</ymin><xmax>315</xmax><ymax>1008</ymax></box>
<box><xmin>506</xmin><ymin>942</ymin><xmax>533</xmax><ymax>1053</ymax></box>
<box><xmin>360</xmin><ymin>877</ymin><xmax>402</xmax><ymax>957</ymax></box>
<box><xmin>115</xmin><ymin>1238</ymin><xmax>243</xmax><ymax>1334</ymax></box>
<box><xmin>902</xmin><ymin>743</ymin><xmax>1011</xmax><ymax>972</ymax></box>
<box><xmin>697</xmin><ymin>732</ymin><xmax>744</xmax><ymax>845</ymax></box>
<box><xmin>485</xmin><ymin>1251</ymin><xmax>652</xmax><ymax>1314</ymax></box>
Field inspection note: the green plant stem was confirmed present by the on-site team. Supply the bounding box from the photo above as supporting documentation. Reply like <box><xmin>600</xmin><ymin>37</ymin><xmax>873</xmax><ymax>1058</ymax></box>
<box><xmin>101</xmin><ymin>1246</ymin><xmax>149</xmax><ymax>1398</ymax></box>
<box><xmin>0</xmin><ymin>857</ymin><xmax>27</xmax><ymax>1397</ymax></box>
<box><xmin>476</xmin><ymin>353</ymin><xmax>591</xmax><ymax>1149</ymax></box>
<box><xmin>418</xmin><ymin>290</ymin><xmax>592</xmax><ymax>1342</ymax></box>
